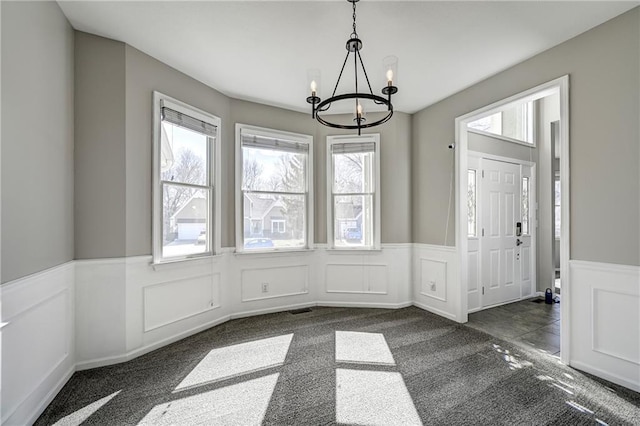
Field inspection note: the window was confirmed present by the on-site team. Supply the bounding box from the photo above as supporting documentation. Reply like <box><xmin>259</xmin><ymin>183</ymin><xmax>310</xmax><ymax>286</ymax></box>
<box><xmin>468</xmin><ymin>101</ymin><xmax>535</xmax><ymax>145</ymax></box>
<box><xmin>467</xmin><ymin>169</ymin><xmax>477</xmax><ymax>237</ymax></box>
<box><xmin>522</xmin><ymin>177</ymin><xmax>530</xmax><ymax>235</ymax></box>
<box><xmin>152</xmin><ymin>92</ymin><xmax>220</xmax><ymax>263</ymax></box>
<box><xmin>237</xmin><ymin>124</ymin><xmax>313</xmax><ymax>251</ymax></box>
<box><xmin>327</xmin><ymin>135</ymin><xmax>380</xmax><ymax>249</ymax></box>
<box><xmin>555</xmin><ymin>178</ymin><xmax>561</xmax><ymax>239</ymax></box>
<box><xmin>271</xmin><ymin>219</ymin><xmax>285</xmax><ymax>234</ymax></box>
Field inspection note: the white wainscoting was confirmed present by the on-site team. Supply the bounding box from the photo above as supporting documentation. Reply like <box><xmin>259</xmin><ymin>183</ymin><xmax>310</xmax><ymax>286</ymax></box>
<box><xmin>76</xmin><ymin>255</ymin><xmax>229</xmax><ymax>370</ymax></box>
<box><xmin>240</xmin><ymin>265</ymin><xmax>309</xmax><ymax>302</ymax></box>
<box><xmin>9</xmin><ymin>246</ymin><xmax>640</xmax><ymax>426</ymax></box>
<box><xmin>412</xmin><ymin>244</ymin><xmax>461</xmax><ymax>322</ymax></box>
<box><xmin>229</xmin><ymin>250</ymin><xmax>316</xmax><ymax>317</ymax></box>
<box><xmin>569</xmin><ymin>260</ymin><xmax>640</xmax><ymax>392</ymax></box>
<box><xmin>75</xmin><ymin>258</ymin><xmax>126</xmax><ymax>366</ymax></box>
<box><xmin>1</xmin><ymin>262</ymin><xmax>75</xmax><ymax>426</ymax></box>
<box><xmin>317</xmin><ymin>245</ymin><xmax>412</xmax><ymax>308</ymax></box>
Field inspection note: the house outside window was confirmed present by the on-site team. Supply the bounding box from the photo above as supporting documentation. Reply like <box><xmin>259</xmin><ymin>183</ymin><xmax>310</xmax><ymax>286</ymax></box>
<box><xmin>152</xmin><ymin>92</ymin><xmax>220</xmax><ymax>263</ymax></box>
<box><xmin>327</xmin><ymin>134</ymin><xmax>380</xmax><ymax>249</ymax></box>
<box><xmin>236</xmin><ymin>124</ymin><xmax>313</xmax><ymax>251</ymax></box>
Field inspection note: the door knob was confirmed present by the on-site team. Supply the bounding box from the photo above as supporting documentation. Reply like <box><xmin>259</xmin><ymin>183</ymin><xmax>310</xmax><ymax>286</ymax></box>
<box><xmin>516</xmin><ymin>238</ymin><xmax>523</xmax><ymax>246</ymax></box>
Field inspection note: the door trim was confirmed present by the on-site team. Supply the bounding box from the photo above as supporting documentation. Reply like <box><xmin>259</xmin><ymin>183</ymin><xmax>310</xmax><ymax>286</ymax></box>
<box><xmin>454</xmin><ymin>75</ymin><xmax>570</xmax><ymax>364</ymax></box>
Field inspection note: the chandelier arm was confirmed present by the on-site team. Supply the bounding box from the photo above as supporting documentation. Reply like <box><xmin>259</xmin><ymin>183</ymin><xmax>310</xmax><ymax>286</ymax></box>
<box><xmin>332</xmin><ymin>50</ymin><xmax>352</xmax><ymax>99</ymax></box>
<box><xmin>356</xmin><ymin>49</ymin><xmax>375</xmax><ymax>96</ymax></box>
<box><xmin>354</xmin><ymin>44</ymin><xmax>359</xmax><ymax>118</ymax></box>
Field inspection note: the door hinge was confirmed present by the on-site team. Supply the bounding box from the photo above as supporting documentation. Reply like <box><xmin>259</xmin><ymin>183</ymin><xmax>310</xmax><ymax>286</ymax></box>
<box><xmin>482</xmin><ymin>228</ymin><xmax>485</xmax><ymax>237</ymax></box>
<box><xmin>482</xmin><ymin>286</ymin><xmax>485</xmax><ymax>295</ymax></box>
<box><xmin>482</xmin><ymin>170</ymin><xmax>485</xmax><ymax>178</ymax></box>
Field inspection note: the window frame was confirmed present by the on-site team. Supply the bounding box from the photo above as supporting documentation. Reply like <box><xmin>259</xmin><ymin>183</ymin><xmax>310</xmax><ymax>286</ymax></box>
<box><xmin>152</xmin><ymin>91</ymin><xmax>221</xmax><ymax>264</ymax></box>
<box><xmin>467</xmin><ymin>168</ymin><xmax>478</xmax><ymax>238</ymax></box>
<box><xmin>235</xmin><ymin>123</ymin><xmax>314</xmax><ymax>253</ymax></box>
<box><xmin>326</xmin><ymin>134</ymin><xmax>381</xmax><ymax>250</ymax></box>
<box><xmin>554</xmin><ymin>174</ymin><xmax>561</xmax><ymax>240</ymax></box>
<box><xmin>467</xmin><ymin>100</ymin><xmax>537</xmax><ymax>148</ymax></box>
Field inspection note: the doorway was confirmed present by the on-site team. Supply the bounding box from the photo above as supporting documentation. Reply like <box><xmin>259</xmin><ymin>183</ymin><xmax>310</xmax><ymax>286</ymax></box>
<box><xmin>468</xmin><ymin>154</ymin><xmax>535</xmax><ymax>312</ymax></box>
<box><xmin>455</xmin><ymin>76</ymin><xmax>570</xmax><ymax>363</ymax></box>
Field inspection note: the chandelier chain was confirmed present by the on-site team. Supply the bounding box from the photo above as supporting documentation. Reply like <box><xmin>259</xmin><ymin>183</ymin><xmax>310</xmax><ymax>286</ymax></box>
<box><xmin>352</xmin><ymin>1</ymin><xmax>357</xmax><ymax>37</ymax></box>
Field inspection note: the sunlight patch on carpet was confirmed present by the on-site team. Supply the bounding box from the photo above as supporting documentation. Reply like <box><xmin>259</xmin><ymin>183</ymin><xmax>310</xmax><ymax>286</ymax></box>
<box><xmin>336</xmin><ymin>369</ymin><xmax>422</xmax><ymax>426</ymax></box>
<box><xmin>52</xmin><ymin>390</ymin><xmax>121</xmax><ymax>425</ymax></box>
<box><xmin>174</xmin><ymin>334</ymin><xmax>293</xmax><ymax>392</ymax></box>
<box><xmin>141</xmin><ymin>374</ymin><xmax>279</xmax><ymax>425</ymax></box>
<box><xmin>335</xmin><ymin>331</ymin><xmax>395</xmax><ymax>365</ymax></box>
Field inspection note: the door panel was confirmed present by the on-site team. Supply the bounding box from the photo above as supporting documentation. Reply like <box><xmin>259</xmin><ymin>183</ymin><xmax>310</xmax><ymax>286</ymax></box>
<box><xmin>482</xmin><ymin>159</ymin><xmax>521</xmax><ymax>306</ymax></box>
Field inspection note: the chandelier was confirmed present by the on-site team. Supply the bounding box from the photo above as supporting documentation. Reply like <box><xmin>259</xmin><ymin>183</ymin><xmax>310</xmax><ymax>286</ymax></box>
<box><xmin>306</xmin><ymin>0</ymin><xmax>398</xmax><ymax>135</ymax></box>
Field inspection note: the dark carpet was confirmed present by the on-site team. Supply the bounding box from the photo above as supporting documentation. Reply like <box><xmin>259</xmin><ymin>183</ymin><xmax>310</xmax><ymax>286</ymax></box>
<box><xmin>35</xmin><ymin>306</ymin><xmax>640</xmax><ymax>425</ymax></box>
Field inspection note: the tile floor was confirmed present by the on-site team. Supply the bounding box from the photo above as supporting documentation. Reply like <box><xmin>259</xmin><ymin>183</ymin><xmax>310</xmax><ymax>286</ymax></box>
<box><xmin>466</xmin><ymin>297</ymin><xmax>561</xmax><ymax>356</ymax></box>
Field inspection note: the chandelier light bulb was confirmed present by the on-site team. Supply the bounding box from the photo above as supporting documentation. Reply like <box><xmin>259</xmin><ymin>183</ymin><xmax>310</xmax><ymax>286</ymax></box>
<box><xmin>310</xmin><ymin>80</ymin><xmax>317</xmax><ymax>95</ymax></box>
<box><xmin>386</xmin><ymin>69</ymin><xmax>393</xmax><ymax>85</ymax></box>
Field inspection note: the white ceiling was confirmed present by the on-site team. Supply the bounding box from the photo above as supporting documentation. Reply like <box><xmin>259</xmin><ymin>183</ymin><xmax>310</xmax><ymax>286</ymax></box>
<box><xmin>58</xmin><ymin>1</ymin><xmax>638</xmax><ymax>114</ymax></box>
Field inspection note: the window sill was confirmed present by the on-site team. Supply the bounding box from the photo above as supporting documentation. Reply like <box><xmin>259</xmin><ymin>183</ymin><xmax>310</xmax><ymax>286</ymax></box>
<box><xmin>150</xmin><ymin>253</ymin><xmax>223</xmax><ymax>270</ymax></box>
<box><xmin>234</xmin><ymin>248</ymin><xmax>315</xmax><ymax>257</ymax></box>
<box><xmin>325</xmin><ymin>247</ymin><xmax>383</xmax><ymax>254</ymax></box>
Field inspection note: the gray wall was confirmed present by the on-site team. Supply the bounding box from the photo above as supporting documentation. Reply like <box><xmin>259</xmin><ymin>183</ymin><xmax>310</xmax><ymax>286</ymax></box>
<box><xmin>413</xmin><ymin>7</ymin><xmax>640</xmax><ymax>266</ymax></box>
<box><xmin>124</xmin><ymin>44</ymin><xmax>232</xmax><ymax>254</ymax></box>
<box><xmin>74</xmin><ymin>35</ymin><xmax>412</xmax><ymax>258</ymax></box>
<box><xmin>74</xmin><ymin>32</ymin><xmax>126</xmax><ymax>259</ymax></box>
<box><xmin>1</xmin><ymin>1</ymin><xmax>74</xmax><ymax>283</ymax></box>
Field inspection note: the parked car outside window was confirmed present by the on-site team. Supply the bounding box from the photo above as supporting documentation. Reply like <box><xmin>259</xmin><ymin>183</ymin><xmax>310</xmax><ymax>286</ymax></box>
<box><xmin>344</xmin><ymin>227</ymin><xmax>362</xmax><ymax>241</ymax></box>
<box><xmin>244</xmin><ymin>238</ymin><xmax>275</xmax><ymax>249</ymax></box>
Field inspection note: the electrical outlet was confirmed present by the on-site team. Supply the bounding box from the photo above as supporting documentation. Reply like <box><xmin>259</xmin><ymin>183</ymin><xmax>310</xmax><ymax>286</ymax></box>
<box><xmin>261</xmin><ymin>282</ymin><xmax>269</xmax><ymax>293</ymax></box>
<box><xmin>429</xmin><ymin>280</ymin><xmax>436</xmax><ymax>291</ymax></box>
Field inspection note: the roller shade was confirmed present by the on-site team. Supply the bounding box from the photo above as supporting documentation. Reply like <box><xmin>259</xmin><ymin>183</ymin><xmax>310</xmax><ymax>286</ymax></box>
<box><xmin>241</xmin><ymin>133</ymin><xmax>309</xmax><ymax>154</ymax></box>
<box><xmin>331</xmin><ymin>142</ymin><xmax>375</xmax><ymax>154</ymax></box>
<box><xmin>162</xmin><ymin>107</ymin><xmax>217</xmax><ymax>137</ymax></box>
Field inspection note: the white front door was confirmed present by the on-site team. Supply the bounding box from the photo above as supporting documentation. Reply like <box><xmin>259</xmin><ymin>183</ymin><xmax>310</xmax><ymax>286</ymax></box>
<box><xmin>481</xmin><ymin>159</ymin><xmax>521</xmax><ymax>306</ymax></box>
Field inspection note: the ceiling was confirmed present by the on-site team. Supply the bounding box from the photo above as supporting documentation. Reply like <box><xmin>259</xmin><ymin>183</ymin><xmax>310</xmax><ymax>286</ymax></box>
<box><xmin>58</xmin><ymin>1</ymin><xmax>638</xmax><ymax>114</ymax></box>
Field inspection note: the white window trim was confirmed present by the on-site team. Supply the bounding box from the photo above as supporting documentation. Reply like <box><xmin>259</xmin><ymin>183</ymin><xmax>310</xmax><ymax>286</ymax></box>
<box><xmin>326</xmin><ymin>134</ymin><xmax>381</xmax><ymax>250</ymax></box>
<box><xmin>152</xmin><ymin>91</ymin><xmax>221</xmax><ymax>264</ymax></box>
<box><xmin>235</xmin><ymin>123</ymin><xmax>314</xmax><ymax>253</ymax></box>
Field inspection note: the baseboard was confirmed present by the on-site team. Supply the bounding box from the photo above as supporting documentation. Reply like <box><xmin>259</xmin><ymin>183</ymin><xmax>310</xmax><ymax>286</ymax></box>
<box><xmin>77</xmin><ymin>299</ymin><xmax>414</xmax><ymax>369</ymax></box>
<box><xmin>316</xmin><ymin>301</ymin><xmax>413</xmax><ymax>309</ymax></box>
<box><xmin>230</xmin><ymin>302</ymin><xmax>317</xmax><ymax>320</ymax></box>
<box><xmin>6</xmin><ymin>365</ymin><xmax>76</xmax><ymax>426</ymax></box>
<box><xmin>76</xmin><ymin>315</ymin><xmax>232</xmax><ymax>371</ymax></box>
<box><xmin>570</xmin><ymin>360</ymin><xmax>640</xmax><ymax>393</ymax></box>
<box><xmin>412</xmin><ymin>301</ymin><xmax>458</xmax><ymax>321</ymax></box>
